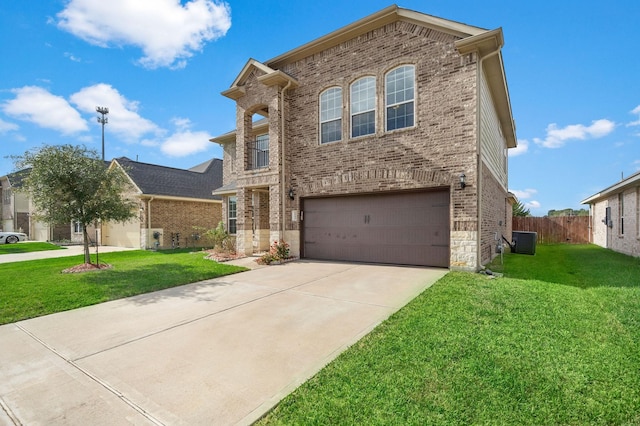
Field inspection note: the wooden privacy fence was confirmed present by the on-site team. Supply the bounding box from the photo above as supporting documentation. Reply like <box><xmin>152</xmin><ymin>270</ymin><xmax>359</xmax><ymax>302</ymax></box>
<box><xmin>512</xmin><ymin>216</ymin><xmax>590</xmax><ymax>244</ymax></box>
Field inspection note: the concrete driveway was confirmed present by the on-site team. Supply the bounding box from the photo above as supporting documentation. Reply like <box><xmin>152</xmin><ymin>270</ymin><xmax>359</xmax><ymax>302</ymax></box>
<box><xmin>0</xmin><ymin>260</ymin><xmax>447</xmax><ymax>425</ymax></box>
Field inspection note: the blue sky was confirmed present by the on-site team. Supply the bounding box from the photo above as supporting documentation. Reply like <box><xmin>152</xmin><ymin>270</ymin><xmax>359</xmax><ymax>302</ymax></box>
<box><xmin>1</xmin><ymin>0</ymin><xmax>639</xmax><ymax>216</ymax></box>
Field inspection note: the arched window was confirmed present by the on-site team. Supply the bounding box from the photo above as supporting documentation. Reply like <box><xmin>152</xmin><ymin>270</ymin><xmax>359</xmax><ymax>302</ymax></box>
<box><xmin>350</xmin><ymin>76</ymin><xmax>376</xmax><ymax>137</ymax></box>
<box><xmin>385</xmin><ymin>65</ymin><xmax>415</xmax><ymax>131</ymax></box>
<box><xmin>319</xmin><ymin>87</ymin><xmax>342</xmax><ymax>144</ymax></box>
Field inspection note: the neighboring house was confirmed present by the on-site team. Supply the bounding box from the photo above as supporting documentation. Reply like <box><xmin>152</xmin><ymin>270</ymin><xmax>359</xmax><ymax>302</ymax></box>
<box><xmin>581</xmin><ymin>171</ymin><xmax>640</xmax><ymax>257</ymax></box>
<box><xmin>0</xmin><ymin>169</ymin><xmax>73</xmax><ymax>241</ymax></box>
<box><xmin>212</xmin><ymin>5</ymin><xmax>517</xmax><ymax>270</ymax></box>
<box><xmin>106</xmin><ymin>157</ymin><xmax>223</xmax><ymax>249</ymax></box>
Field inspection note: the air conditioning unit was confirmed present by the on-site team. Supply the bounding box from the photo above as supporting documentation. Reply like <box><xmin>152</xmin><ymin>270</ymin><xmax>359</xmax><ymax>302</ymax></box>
<box><xmin>512</xmin><ymin>231</ymin><xmax>537</xmax><ymax>255</ymax></box>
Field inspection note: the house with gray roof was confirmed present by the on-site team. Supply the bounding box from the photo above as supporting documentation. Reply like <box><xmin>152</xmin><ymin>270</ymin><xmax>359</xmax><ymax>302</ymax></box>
<box><xmin>582</xmin><ymin>171</ymin><xmax>640</xmax><ymax>257</ymax></box>
<box><xmin>103</xmin><ymin>157</ymin><xmax>223</xmax><ymax>249</ymax></box>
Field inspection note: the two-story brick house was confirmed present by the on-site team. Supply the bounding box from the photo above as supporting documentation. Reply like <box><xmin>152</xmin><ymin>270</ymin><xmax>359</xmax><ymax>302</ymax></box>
<box><xmin>212</xmin><ymin>5</ymin><xmax>517</xmax><ymax>270</ymax></box>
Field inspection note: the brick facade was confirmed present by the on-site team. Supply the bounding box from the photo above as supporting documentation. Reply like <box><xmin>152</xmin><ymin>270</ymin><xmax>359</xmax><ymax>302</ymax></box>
<box><xmin>214</xmin><ymin>7</ymin><xmax>516</xmax><ymax>270</ymax></box>
<box><xmin>141</xmin><ymin>199</ymin><xmax>222</xmax><ymax>249</ymax></box>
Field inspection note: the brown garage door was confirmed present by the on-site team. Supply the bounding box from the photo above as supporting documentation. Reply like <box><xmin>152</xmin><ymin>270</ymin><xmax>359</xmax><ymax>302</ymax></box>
<box><xmin>302</xmin><ymin>190</ymin><xmax>450</xmax><ymax>267</ymax></box>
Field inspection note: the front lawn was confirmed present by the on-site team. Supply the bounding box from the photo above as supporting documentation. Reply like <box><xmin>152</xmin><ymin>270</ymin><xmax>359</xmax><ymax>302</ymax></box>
<box><xmin>0</xmin><ymin>241</ymin><xmax>64</xmax><ymax>255</ymax></box>
<box><xmin>0</xmin><ymin>250</ymin><xmax>246</xmax><ymax>325</ymax></box>
<box><xmin>258</xmin><ymin>244</ymin><xmax>640</xmax><ymax>425</ymax></box>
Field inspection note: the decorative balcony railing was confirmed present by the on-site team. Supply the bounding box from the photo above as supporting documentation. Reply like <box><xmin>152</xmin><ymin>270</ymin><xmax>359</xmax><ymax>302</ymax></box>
<box><xmin>247</xmin><ymin>135</ymin><xmax>269</xmax><ymax>170</ymax></box>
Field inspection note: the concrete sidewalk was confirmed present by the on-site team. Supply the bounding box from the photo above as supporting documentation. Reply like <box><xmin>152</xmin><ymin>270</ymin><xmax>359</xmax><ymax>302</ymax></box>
<box><xmin>0</xmin><ymin>243</ymin><xmax>137</xmax><ymax>263</ymax></box>
<box><xmin>0</xmin><ymin>260</ymin><xmax>447</xmax><ymax>425</ymax></box>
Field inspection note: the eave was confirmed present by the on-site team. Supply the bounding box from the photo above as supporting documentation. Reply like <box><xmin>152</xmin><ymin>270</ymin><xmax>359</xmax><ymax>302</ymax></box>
<box><xmin>455</xmin><ymin>28</ymin><xmax>517</xmax><ymax>149</ymax></box>
<box><xmin>581</xmin><ymin>170</ymin><xmax>640</xmax><ymax>204</ymax></box>
<box><xmin>266</xmin><ymin>5</ymin><xmax>486</xmax><ymax>69</ymax></box>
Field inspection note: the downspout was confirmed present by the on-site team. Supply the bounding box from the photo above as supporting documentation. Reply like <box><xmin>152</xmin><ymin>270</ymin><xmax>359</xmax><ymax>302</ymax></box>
<box><xmin>475</xmin><ymin>48</ymin><xmax>501</xmax><ymax>270</ymax></box>
<box><xmin>280</xmin><ymin>80</ymin><xmax>293</xmax><ymax>241</ymax></box>
<box><xmin>147</xmin><ymin>197</ymin><xmax>154</xmax><ymax>248</ymax></box>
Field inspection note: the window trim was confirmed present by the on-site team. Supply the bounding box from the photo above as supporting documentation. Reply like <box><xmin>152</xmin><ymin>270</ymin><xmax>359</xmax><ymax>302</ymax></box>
<box><xmin>228</xmin><ymin>196</ymin><xmax>237</xmax><ymax>235</ymax></box>
<box><xmin>350</xmin><ymin>76</ymin><xmax>376</xmax><ymax>138</ymax></box>
<box><xmin>385</xmin><ymin>64</ymin><xmax>416</xmax><ymax>132</ymax></box>
<box><xmin>319</xmin><ymin>86</ymin><xmax>343</xmax><ymax>144</ymax></box>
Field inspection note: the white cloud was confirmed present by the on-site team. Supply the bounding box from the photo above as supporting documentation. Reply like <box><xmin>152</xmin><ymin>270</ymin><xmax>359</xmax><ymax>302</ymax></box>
<box><xmin>56</xmin><ymin>0</ymin><xmax>231</xmax><ymax>69</ymax></box>
<box><xmin>70</xmin><ymin>83</ymin><xmax>161</xmax><ymax>141</ymax></box>
<box><xmin>511</xmin><ymin>188</ymin><xmax>537</xmax><ymax>201</ymax></box>
<box><xmin>525</xmin><ymin>200</ymin><xmax>541</xmax><ymax>209</ymax></box>
<box><xmin>533</xmin><ymin>119</ymin><xmax>615</xmax><ymax>148</ymax></box>
<box><xmin>2</xmin><ymin>86</ymin><xmax>88</xmax><ymax>134</ymax></box>
<box><xmin>511</xmin><ymin>188</ymin><xmax>540</xmax><ymax>210</ymax></box>
<box><xmin>627</xmin><ymin>105</ymin><xmax>640</xmax><ymax>127</ymax></box>
<box><xmin>0</xmin><ymin>118</ymin><xmax>19</xmax><ymax>133</ymax></box>
<box><xmin>509</xmin><ymin>139</ymin><xmax>529</xmax><ymax>157</ymax></box>
<box><xmin>160</xmin><ymin>130</ymin><xmax>212</xmax><ymax>157</ymax></box>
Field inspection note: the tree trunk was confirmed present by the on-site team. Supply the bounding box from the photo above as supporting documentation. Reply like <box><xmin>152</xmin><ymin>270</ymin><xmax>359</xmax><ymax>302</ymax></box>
<box><xmin>82</xmin><ymin>226</ymin><xmax>91</xmax><ymax>264</ymax></box>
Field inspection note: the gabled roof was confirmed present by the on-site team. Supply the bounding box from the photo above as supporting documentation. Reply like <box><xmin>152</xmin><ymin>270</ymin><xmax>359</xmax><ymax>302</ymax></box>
<box><xmin>222</xmin><ymin>59</ymin><xmax>298</xmax><ymax>101</ymax></box>
<box><xmin>114</xmin><ymin>157</ymin><xmax>223</xmax><ymax>201</ymax></box>
<box><xmin>266</xmin><ymin>5</ymin><xmax>486</xmax><ymax>69</ymax></box>
<box><xmin>2</xmin><ymin>168</ymin><xmax>31</xmax><ymax>189</ymax></box>
<box><xmin>216</xmin><ymin>5</ymin><xmax>517</xmax><ymax>150</ymax></box>
<box><xmin>581</xmin><ymin>171</ymin><xmax>640</xmax><ymax>205</ymax></box>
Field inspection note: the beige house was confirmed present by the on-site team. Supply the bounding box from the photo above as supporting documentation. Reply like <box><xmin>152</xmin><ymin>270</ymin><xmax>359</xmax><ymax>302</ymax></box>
<box><xmin>582</xmin><ymin>171</ymin><xmax>640</xmax><ymax>257</ymax></box>
<box><xmin>212</xmin><ymin>5</ymin><xmax>517</xmax><ymax>270</ymax></box>
<box><xmin>1</xmin><ymin>169</ymin><xmax>81</xmax><ymax>242</ymax></box>
<box><xmin>105</xmin><ymin>157</ymin><xmax>223</xmax><ymax>249</ymax></box>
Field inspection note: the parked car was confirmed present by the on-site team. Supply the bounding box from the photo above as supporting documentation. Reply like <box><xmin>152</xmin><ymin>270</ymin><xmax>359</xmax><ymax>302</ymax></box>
<box><xmin>0</xmin><ymin>232</ymin><xmax>28</xmax><ymax>244</ymax></box>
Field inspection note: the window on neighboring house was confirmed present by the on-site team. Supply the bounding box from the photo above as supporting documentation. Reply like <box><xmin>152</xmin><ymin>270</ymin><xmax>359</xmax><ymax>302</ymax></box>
<box><xmin>350</xmin><ymin>77</ymin><xmax>376</xmax><ymax>138</ymax></box>
<box><xmin>228</xmin><ymin>196</ymin><xmax>237</xmax><ymax>234</ymax></box>
<box><xmin>619</xmin><ymin>193</ymin><xmax>624</xmax><ymax>235</ymax></box>
<box><xmin>73</xmin><ymin>220</ymin><xmax>83</xmax><ymax>234</ymax></box>
<box><xmin>385</xmin><ymin>65</ymin><xmax>415</xmax><ymax>131</ymax></box>
<box><xmin>320</xmin><ymin>87</ymin><xmax>342</xmax><ymax>143</ymax></box>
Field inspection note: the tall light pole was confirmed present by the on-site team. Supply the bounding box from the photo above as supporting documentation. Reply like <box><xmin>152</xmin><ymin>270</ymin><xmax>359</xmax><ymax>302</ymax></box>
<box><xmin>96</xmin><ymin>106</ymin><xmax>109</xmax><ymax>161</ymax></box>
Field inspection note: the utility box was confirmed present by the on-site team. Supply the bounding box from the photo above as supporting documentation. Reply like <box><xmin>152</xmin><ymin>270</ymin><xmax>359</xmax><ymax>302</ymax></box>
<box><xmin>512</xmin><ymin>231</ymin><xmax>537</xmax><ymax>255</ymax></box>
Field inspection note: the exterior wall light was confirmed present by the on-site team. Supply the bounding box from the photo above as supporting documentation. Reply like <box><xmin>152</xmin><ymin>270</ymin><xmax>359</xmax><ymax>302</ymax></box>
<box><xmin>288</xmin><ymin>188</ymin><xmax>295</xmax><ymax>200</ymax></box>
<box><xmin>460</xmin><ymin>173</ymin><xmax>467</xmax><ymax>189</ymax></box>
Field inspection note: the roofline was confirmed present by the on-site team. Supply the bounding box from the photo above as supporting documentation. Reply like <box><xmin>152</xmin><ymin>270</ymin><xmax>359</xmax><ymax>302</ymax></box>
<box><xmin>455</xmin><ymin>28</ymin><xmax>517</xmax><ymax>149</ymax></box>
<box><xmin>210</xmin><ymin>119</ymin><xmax>270</xmax><ymax>144</ymax></box>
<box><xmin>139</xmin><ymin>194</ymin><xmax>222</xmax><ymax>203</ymax></box>
<box><xmin>581</xmin><ymin>171</ymin><xmax>640</xmax><ymax>204</ymax></box>
<box><xmin>110</xmin><ymin>159</ymin><xmax>143</xmax><ymax>194</ymax></box>
<box><xmin>266</xmin><ymin>5</ymin><xmax>486</xmax><ymax>69</ymax></box>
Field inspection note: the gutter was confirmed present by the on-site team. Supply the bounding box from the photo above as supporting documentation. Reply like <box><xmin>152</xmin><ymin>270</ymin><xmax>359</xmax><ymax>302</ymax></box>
<box><xmin>475</xmin><ymin>47</ymin><xmax>502</xmax><ymax>270</ymax></box>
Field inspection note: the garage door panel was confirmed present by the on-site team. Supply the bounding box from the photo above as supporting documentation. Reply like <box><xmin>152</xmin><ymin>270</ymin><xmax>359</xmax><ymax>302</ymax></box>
<box><xmin>303</xmin><ymin>191</ymin><xmax>450</xmax><ymax>267</ymax></box>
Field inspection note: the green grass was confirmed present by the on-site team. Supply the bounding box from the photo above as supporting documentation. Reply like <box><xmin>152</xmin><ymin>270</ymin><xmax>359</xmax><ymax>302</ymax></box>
<box><xmin>258</xmin><ymin>244</ymin><xmax>640</xmax><ymax>425</ymax></box>
<box><xmin>0</xmin><ymin>250</ymin><xmax>246</xmax><ymax>325</ymax></box>
<box><xmin>0</xmin><ymin>241</ymin><xmax>64</xmax><ymax>255</ymax></box>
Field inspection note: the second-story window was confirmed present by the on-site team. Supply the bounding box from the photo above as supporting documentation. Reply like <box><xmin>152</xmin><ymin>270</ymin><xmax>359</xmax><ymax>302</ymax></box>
<box><xmin>249</xmin><ymin>134</ymin><xmax>269</xmax><ymax>169</ymax></box>
<box><xmin>386</xmin><ymin>65</ymin><xmax>415</xmax><ymax>131</ymax></box>
<box><xmin>320</xmin><ymin>87</ymin><xmax>342</xmax><ymax>144</ymax></box>
<box><xmin>351</xmin><ymin>76</ymin><xmax>376</xmax><ymax>138</ymax></box>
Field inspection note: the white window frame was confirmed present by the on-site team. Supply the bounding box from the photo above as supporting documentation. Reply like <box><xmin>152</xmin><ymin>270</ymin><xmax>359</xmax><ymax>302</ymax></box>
<box><xmin>385</xmin><ymin>65</ymin><xmax>415</xmax><ymax>131</ymax></box>
<box><xmin>350</xmin><ymin>76</ymin><xmax>376</xmax><ymax>138</ymax></box>
<box><xmin>319</xmin><ymin>87</ymin><xmax>342</xmax><ymax>144</ymax></box>
<box><xmin>228</xmin><ymin>196</ymin><xmax>237</xmax><ymax>235</ymax></box>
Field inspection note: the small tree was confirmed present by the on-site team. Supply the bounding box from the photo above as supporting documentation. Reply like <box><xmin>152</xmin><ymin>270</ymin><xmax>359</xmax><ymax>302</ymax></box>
<box><xmin>13</xmin><ymin>144</ymin><xmax>137</xmax><ymax>264</ymax></box>
<box><xmin>512</xmin><ymin>199</ymin><xmax>530</xmax><ymax>217</ymax></box>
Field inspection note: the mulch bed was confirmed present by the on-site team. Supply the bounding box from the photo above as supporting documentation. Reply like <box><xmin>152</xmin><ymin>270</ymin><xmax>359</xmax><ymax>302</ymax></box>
<box><xmin>62</xmin><ymin>263</ymin><xmax>113</xmax><ymax>273</ymax></box>
<box><xmin>203</xmin><ymin>250</ymin><xmax>245</xmax><ymax>263</ymax></box>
